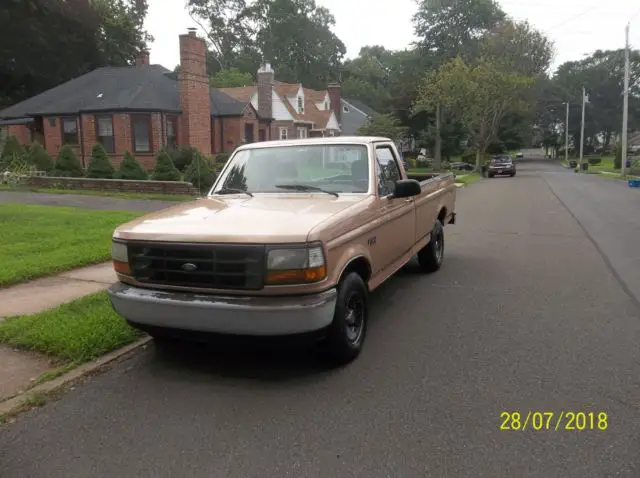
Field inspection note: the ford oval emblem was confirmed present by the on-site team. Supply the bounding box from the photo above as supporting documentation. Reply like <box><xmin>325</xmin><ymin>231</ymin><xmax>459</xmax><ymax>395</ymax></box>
<box><xmin>181</xmin><ymin>262</ymin><xmax>197</xmax><ymax>272</ymax></box>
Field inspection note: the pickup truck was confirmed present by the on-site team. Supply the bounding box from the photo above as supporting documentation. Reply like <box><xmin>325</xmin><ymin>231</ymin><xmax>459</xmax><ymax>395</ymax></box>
<box><xmin>108</xmin><ymin>137</ymin><xmax>457</xmax><ymax>365</ymax></box>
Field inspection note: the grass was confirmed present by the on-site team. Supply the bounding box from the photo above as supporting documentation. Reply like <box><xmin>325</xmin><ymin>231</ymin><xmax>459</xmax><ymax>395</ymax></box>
<box><xmin>0</xmin><ymin>292</ymin><xmax>142</xmax><ymax>363</ymax></box>
<box><xmin>454</xmin><ymin>172</ymin><xmax>482</xmax><ymax>185</ymax></box>
<box><xmin>0</xmin><ymin>184</ymin><xmax>195</xmax><ymax>202</ymax></box>
<box><xmin>0</xmin><ymin>204</ymin><xmax>142</xmax><ymax>286</ymax></box>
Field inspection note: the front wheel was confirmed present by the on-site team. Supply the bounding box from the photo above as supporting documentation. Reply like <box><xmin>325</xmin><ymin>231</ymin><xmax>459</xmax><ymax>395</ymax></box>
<box><xmin>417</xmin><ymin>220</ymin><xmax>444</xmax><ymax>273</ymax></box>
<box><xmin>322</xmin><ymin>272</ymin><xmax>369</xmax><ymax>366</ymax></box>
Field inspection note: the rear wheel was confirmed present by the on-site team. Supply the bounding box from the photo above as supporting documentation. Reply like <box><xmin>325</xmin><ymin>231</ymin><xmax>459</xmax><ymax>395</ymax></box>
<box><xmin>417</xmin><ymin>220</ymin><xmax>444</xmax><ymax>273</ymax></box>
<box><xmin>322</xmin><ymin>272</ymin><xmax>368</xmax><ymax>365</ymax></box>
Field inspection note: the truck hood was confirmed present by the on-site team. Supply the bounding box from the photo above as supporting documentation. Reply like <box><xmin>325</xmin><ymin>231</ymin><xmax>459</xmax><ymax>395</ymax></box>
<box><xmin>114</xmin><ymin>195</ymin><xmax>366</xmax><ymax>243</ymax></box>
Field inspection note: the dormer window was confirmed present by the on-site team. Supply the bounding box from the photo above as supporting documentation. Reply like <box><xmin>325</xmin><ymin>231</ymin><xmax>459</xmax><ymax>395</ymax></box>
<box><xmin>297</xmin><ymin>96</ymin><xmax>304</xmax><ymax>114</ymax></box>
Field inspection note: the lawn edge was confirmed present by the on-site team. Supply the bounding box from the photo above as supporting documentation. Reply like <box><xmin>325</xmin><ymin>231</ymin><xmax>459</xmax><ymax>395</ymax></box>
<box><xmin>0</xmin><ymin>336</ymin><xmax>152</xmax><ymax>422</ymax></box>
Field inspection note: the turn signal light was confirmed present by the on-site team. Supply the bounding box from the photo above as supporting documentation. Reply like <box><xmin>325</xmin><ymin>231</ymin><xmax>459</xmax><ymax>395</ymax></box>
<box><xmin>266</xmin><ymin>265</ymin><xmax>327</xmax><ymax>285</ymax></box>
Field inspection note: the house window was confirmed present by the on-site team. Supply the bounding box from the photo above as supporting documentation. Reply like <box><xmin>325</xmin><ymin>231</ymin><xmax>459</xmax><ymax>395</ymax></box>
<box><xmin>279</xmin><ymin>127</ymin><xmax>288</xmax><ymax>140</ymax></box>
<box><xmin>297</xmin><ymin>96</ymin><xmax>304</xmax><ymax>114</ymax></box>
<box><xmin>95</xmin><ymin>115</ymin><xmax>114</xmax><ymax>153</ymax></box>
<box><xmin>166</xmin><ymin>115</ymin><xmax>178</xmax><ymax>148</ymax></box>
<box><xmin>131</xmin><ymin>114</ymin><xmax>151</xmax><ymax>153</ymax></box>
<box><xmin>61</xmin><ymin>117</ymin><xmax>78</xmax><ymax>145</ymax></box>
<box><xmin>343</xmin><ymin>105</ymin><xmax>349</xmax><ymax>113</ymax></box>
<box><xmin>297</xmin><ymin>127</ymin><xmax>307</xmax><ymax>139</ymax></box>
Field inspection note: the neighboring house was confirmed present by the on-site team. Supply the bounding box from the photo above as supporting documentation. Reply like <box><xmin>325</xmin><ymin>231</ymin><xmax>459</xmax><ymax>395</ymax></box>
<box><xmin>628</xmin><ymin>131</ymin><xmax>640</xmax><ymax>153</ymax></box>
<box><xmin>219</xmin><ymin>66</ymin><xmax>342</xmax><ymax>140</ymax></box>
<box><xmin>0</xmin><ymin>29</ymin><xmax>269</xmax><ymax>169</ymax></box>
<box><xmin>340</xmin><ymin>98</ymin><xmax>378</xmax><ymax>136</ymax></box>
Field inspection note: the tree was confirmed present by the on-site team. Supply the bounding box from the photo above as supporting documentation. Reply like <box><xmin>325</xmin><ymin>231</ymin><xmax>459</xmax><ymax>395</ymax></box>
<box><xmin>184</xmin><ymin>152</ymin><xmax>217</xmax><ymax>192</ymax></box>
<box><xmin>115</xmin><ymin>151</ymin><xmax>148</xmax><ymax>180</ymax></box>
<box><xmin>53</xmin><ymin>145</ymin><xmax>84</xmax><ymax>177</ymax></box>
<box><xmin>0</xmin><ymin>0</ymin><xmax>152</xmax><ymax>108</ymax></box>
<box><xmin>357</xmin><ymin>114</ymin><xmax>408</xmax><ymax>141</ymax></box>
<box><xmin>413</xmin><ymin>0</ymin><xmax>505</xmax><ymax>62</ymax></box>
<box><xmin>151</xmin><ymin>150</ymin><xmax>181</xmax><ymax>181</ymax></box>
<box><xmin>0</xmin><ymin>136</ymin><xmax>26</xmax><ymax>170</ymax></box>
<box><xmin>210</xmin><ymin>68</ymin><xmax>254</xmax><ymax>87</ymax></box>
<box><xmin>27</xmin><ymin>141</ymin><xmax>54</xmax><ymax>172</ymax></box>
<box><xmin>86</xmin><ymin>143</ymin><xmax>115</xmax><ymax>178</ymax></box>
<box><xmin>415</xmin><ymin>57</ymin><xmax>534</xmax><ymax>169</ymax></box>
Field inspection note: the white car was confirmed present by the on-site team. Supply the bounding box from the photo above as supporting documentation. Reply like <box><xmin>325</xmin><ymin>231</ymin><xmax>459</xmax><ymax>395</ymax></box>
<box><xmin>515</xmin><ymin>152</ymin><xmax>524</xmax><ymax>159</ymax></box>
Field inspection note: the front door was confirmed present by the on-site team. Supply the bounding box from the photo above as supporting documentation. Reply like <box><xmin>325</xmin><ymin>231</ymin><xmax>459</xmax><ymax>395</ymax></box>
<box><xmin>244</xmin><ymin>123</ymin><xmax>255</xmax><ymax>143</ymax></box>
<box><xmin>370</xmin><ymin>144</ymin><xmax>416</xmax><ymax>275</ymax></box>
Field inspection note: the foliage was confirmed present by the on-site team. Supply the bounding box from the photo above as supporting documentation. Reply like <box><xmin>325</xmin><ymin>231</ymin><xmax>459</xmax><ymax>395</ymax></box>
<box><xmin>184</xmin><ymin>152</ymin><xmax>217</xmax><ymax>192</ymax></box>
<box><xmin>0</xmin><ymin>135</ymin><xmax>26</xmax><ymax>170</ymax></box>
<box><xmin>151</xmin><ymin>150</ymin><xmax>181</xmax><ymax>181</ymax></box>
<box><xmin>27</xmin><ymin>141</ymin><xmax>54</xmax><ymax>172</ymax></box>
<box><xmin>587</xmin><ymin>156</ymin><xmax>602</xmax><ymax>165</ymax></box>
<box><xmin>0</xmin><ymin>0</ymin><xmax>152</xmax><ymax>109</ymax></box>
<box><xmin>86</xmin><ymin>143</ymin><xmax>115</xmax><ymax>178</ymax></box>
<box><xmin>53</xmin><ymin>146</ymin><xmax>84</xmax><ymax>177</ymax></box>
<box><xmin>115</xmin><ymin>151</ymin><xmax>148</xmax><ymax>180</ymax></box>
<box><xmin>210</xmin><ymin>67</ymin><xmax>254</xmax><ymax>87</ymax></box>
<box><xmin>414</xmin><ymin>57</ymin><xmax>534</xmax><ymax>168</ymax></box>
<box><xmin>166</xmin><ymin>145</ymin><xmax>199</xmax><ymax>172</ymax></box>
<box><xmin>187</xmin><ymin>0</ymin><xmax>346</xmax><ymax>88</ymax></box>
<box><xmin>413</xmin><ymin>0</ymin><xmax>505</xmax><ymax>62</ymax></box>
<box><xmin>357</xmin><ymin>114</ymin><xmax>408</xmax><ymax>141</ymax></box>
<box><xmin>614</xmin><ymin>144</ymin><xmax>622</xmax><ymax>169</ymax></box>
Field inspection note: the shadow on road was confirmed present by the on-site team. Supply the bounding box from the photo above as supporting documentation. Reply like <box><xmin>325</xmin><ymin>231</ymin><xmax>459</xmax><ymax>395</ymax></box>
<box><xmin>144</xmin><ymin>260</ymin><xmax>426</xmax><ymax>382</ymax></box>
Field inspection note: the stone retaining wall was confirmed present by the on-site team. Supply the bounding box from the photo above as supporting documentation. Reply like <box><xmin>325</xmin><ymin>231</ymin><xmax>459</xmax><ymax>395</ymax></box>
<box><xmin>25</xmin><ymin>176</ymin><xmax>199</xmax><ymax>195</ymax></box>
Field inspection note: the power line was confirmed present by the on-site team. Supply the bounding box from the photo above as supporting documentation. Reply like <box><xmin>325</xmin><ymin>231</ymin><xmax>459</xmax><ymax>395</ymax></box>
<box><xmin>544</xmin><ymin>3</ymin><xmax>605</xmax><ymax>33</ymax></box>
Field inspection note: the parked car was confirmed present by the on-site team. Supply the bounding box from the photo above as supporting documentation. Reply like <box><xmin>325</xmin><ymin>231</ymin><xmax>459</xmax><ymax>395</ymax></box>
<box><xmin>515</xmin><ymin>151</ymin><xmax>524</xmax><ymax>159</ymax></box>
<box><xmin>108</xmin><ymin>137</ymin><xmax>457</xmax><ymax>365</ymax></box>
<box><xmin>488</xmin><ymin>156</ymin><xmax>516</xmax><ymax>178</ymax></box>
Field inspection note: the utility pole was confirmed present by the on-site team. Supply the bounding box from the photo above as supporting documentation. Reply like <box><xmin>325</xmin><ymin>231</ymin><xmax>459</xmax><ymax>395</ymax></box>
<box><xmin>579</xmin><ymin>87</ymin><xmax>586</xmax><ymax>171</ymax></box>
<box><xmin>565</xmin><ymin>101</ymin><xmax>569</xmax><ymax>163</ymax></box>
<box><xmin>435</xmin><ymin>102</ymin><xmax>442</xmax><ymax>171</ymax></box>
<box><xmin>621</xmin><ymin>22</ymin><xmax>630</xmax><ymax>178</ymax></box>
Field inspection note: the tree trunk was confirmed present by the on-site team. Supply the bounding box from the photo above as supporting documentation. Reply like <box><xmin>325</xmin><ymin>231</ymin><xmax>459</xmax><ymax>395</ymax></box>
<box><xmin>434</xmin><ymin>103</ymin><xmax>442</xmax><ymax>171</ymax></box>
<box><xmin>475</xmin><ymin>149</ymin><xmax>482</xmax><ymax>172</ymax></box>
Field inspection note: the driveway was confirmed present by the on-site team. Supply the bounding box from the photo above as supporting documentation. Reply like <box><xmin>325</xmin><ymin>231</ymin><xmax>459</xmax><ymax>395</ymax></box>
<box><xmin>2</xmin><ymin>161</ymin><xmax>639</xmax><ymax>477</ymax></box>
<box><xmin>0</xmin><ymin>190</ymin><xmax>178</xmax><ymax>213</ymax></box>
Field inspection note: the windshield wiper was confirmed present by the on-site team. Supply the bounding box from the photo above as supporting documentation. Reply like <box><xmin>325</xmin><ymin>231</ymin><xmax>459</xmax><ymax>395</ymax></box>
<box><xmin>275</xmin><ymin>184</ymin><xmax>339</xmax><ymax>197</ymax></box>
<box><xmin>214</xmin><ymin>188</ymin><xmax>253</xmax><ymax>197</ymax></box>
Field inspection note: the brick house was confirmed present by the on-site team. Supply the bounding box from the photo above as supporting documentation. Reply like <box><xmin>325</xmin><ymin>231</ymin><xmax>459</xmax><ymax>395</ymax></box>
<box><xmin>0</xmin><ymin>29</ymin><xmax>270</xmax><ymax>169</ymax></box>
<box><xmin>219</xmin><ymin>64</ymin><xmax>344</xmax><ymax>140</ymax></box>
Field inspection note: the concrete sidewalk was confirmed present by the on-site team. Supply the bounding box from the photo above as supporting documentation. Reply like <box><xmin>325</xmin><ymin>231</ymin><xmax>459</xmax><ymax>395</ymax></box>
<box><xmin>0</xmin><ymin>262</ymin><xmax>116</xmax><ymax>319</ymax></box>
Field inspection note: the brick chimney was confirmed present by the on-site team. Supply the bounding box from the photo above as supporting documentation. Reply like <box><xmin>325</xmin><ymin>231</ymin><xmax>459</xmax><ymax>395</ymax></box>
<box><xmin>327</xmin><ymin>82</ymin><xmax>342</xmax><ymax>128</ymax></box>
<box><xmin>135</xmin><ymin>50</ymin><xmax>150</xmax><ymax>67</ymax></box>
<box><xmin>257</xmin><ymin>62</ymin><xmax>274</xmax><ymax>120</ymax></box>
<box><xmin>179</xmin><ymin>28</ymin><xmax>211</xmax><ymax>154</ymax></box>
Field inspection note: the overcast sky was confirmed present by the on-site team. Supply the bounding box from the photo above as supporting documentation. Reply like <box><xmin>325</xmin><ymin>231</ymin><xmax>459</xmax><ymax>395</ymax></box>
<box><xmin>146</xmin><ymin>0</ymin><xmax>640</xmax><ymax>73</ymax></box>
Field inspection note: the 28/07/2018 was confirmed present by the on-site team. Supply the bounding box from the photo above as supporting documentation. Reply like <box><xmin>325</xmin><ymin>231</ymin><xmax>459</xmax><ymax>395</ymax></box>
<box><xmin>499</xmin><ymin>411</ymin><xmax>608</xmax><ymax>431</ymax></box>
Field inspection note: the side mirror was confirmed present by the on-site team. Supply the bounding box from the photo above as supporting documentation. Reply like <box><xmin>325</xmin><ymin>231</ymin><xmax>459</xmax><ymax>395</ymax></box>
<box><xmin>392</xmin><ymin>179</ymin><xmax>421</xmax><ymax>198</ymax></box>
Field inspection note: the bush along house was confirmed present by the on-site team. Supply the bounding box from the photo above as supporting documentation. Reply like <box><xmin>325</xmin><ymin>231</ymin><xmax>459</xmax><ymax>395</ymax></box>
<box><xmin>0</xmin><ymin>29</ymin><xmax>270</xmax><ymax>170</ymax></box>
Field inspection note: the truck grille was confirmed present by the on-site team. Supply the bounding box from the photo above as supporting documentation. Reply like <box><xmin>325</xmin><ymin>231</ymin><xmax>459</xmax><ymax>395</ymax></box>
<box><xmin>127</xmin><ymin>243</ymin><xmax>265</xmax><ymax>290</ymax></box>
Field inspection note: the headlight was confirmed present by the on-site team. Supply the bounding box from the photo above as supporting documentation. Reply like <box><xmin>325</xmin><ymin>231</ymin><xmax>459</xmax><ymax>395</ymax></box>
<box><xmin>111</xmin><ymin>240</ymin><xmax>131</xmax><ymax>275</ymax></box>
<box><xmin>265</xmin><ymin>243</ymin><xmax>326</xmax><ymax>285</ymax></box>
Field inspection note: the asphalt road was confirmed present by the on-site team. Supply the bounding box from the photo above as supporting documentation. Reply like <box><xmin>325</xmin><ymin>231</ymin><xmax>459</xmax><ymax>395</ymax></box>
<box><xmin>2</xmin><ymin>160</ymin><xmax>640</xmax><ymax>477</ymax></box>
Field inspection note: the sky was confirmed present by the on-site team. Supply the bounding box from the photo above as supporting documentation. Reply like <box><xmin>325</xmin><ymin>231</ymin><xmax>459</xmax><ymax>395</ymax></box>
<box><xmin>145</xmin><ymin>0</ymin><xmax>640</xmax><ymax>73</ymax></box>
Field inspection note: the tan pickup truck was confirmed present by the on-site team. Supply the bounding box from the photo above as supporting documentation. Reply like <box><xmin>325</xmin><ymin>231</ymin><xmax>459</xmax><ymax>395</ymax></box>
<box><xmin>108</xmin><ymin>137</ymin><xmax>456</xmax><ymax>364</ymax></box>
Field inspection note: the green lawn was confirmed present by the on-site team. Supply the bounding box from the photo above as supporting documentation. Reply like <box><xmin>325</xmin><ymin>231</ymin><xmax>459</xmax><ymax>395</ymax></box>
<box><xmin>454</xmin><ymin>172</ymin><xmax>482</xmax><ymax>185</ymax></box>
<box><xmin>0</xmin><ymin>292</ymin><xmax>142</xmax><ymax>363</ymax></box>
<box><xmin>0</xmin><ymin>204</ymin><xmax>142</xmax><ymax>286</ymax></box>
<box><xmin>0</xmin><ymin>185</ymin><xmax>195</xmax><ymax>202</ymax></box>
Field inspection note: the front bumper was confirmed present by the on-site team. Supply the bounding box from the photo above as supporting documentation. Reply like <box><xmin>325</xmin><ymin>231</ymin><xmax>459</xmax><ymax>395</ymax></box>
<box><xmin>108</xmin><ymin>283</ymin><xmax>337</xmax><ymax>336</ymax></box>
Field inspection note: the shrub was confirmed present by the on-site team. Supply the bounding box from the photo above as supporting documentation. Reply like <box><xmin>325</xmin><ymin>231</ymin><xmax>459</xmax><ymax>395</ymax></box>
<box><xmin>1</xmin><ymin>135</ymin><xmax>26</xmax><ymax>171</ymax></box>
<box><xmin>587</xmin><ymin>156</ymin><xmax>602</xmax><ymax>166</ymax></box>
<box><xmin>184</xmin><ymin>151</ymin><xmax>216</xmax><ymax>192</ymax></box>
<box><xmin>167</xmin><ymin>145</ymin><xmax>198</xmax><ymax>172</ymax></box>
<box><xmin>461</xmin><ymin>150</ymin><xmax>476</xmax><ymax>164</ymax></box>
<box><xmin>86</xmin><ymin>143</ymin><xmax>115</xmax><ymax>178</ymax></box>
<box><xmin>53</xmin><ymin>145</ymin><xmax>84</xmax><ymax>177</ymax></box>
<box><xmin>27</xmin><ymin>141</ymin><xmax>54</xmax><ymax>172</ymax></box>
<box><xmin>151</xmin><ymin>150</ymin><xmax>181</xmax><ymax>181</ymax></box>
<box><xmin>614</xmin><ymin>145</ymin><xmax>622</xmax><ymax>169</ymax></box>
<box><xmin>114</xmin><ymin>151</ymin><xmax>148</xmax><ymax>180</ymax></box>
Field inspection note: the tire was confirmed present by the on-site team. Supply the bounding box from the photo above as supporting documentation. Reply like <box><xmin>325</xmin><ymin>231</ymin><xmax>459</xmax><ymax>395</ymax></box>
<box><xmin>488</xmin><ymin>173</ymin><xmax>494</xmax><ymax>178</ymax></box>
<box><xmin>510</xmin><ymin>172</ymin><xmax>516</xmax><ymax>177</ymax></box>
<box><xmin>417</xmin><ymin>220</ymin><xmax>444</xmax><ymax>273</ymax></box>
<box><xmin>322</xmin><ymin>272</ymin><xmax>369</xmax><ymax>365</ymax></box>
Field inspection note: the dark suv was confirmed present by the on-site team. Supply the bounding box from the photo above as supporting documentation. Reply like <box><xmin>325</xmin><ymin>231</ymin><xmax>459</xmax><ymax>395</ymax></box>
<box><xmin>488</xmin><ymin>156</ymin><xmax>516</xmax><ymax>178</ymax></box>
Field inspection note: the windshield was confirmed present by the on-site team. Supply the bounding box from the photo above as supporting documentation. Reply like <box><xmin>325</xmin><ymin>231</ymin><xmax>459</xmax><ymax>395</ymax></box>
<box><xmin>491</xmin><ymin>157</ymin><xmax>512</xmax><ymax>165</ymax></box>
<box><xmin>211</xmin><ymin>144</ymin><xmax>370</xmax><ymax>195</ymax></box>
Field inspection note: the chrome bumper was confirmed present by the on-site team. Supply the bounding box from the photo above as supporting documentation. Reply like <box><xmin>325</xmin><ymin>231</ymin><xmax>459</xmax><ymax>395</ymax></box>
<box><xmin>108</xmin><ymin>283</ymin><xmax>337</xmax><ymax>336</ymax></box>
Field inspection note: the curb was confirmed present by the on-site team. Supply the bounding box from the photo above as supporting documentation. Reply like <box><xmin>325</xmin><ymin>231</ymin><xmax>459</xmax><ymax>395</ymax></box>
<box><xmin>0</xmin><ymin>336</ymin><xmax>152</xmax><ymax>417</ymax></box>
